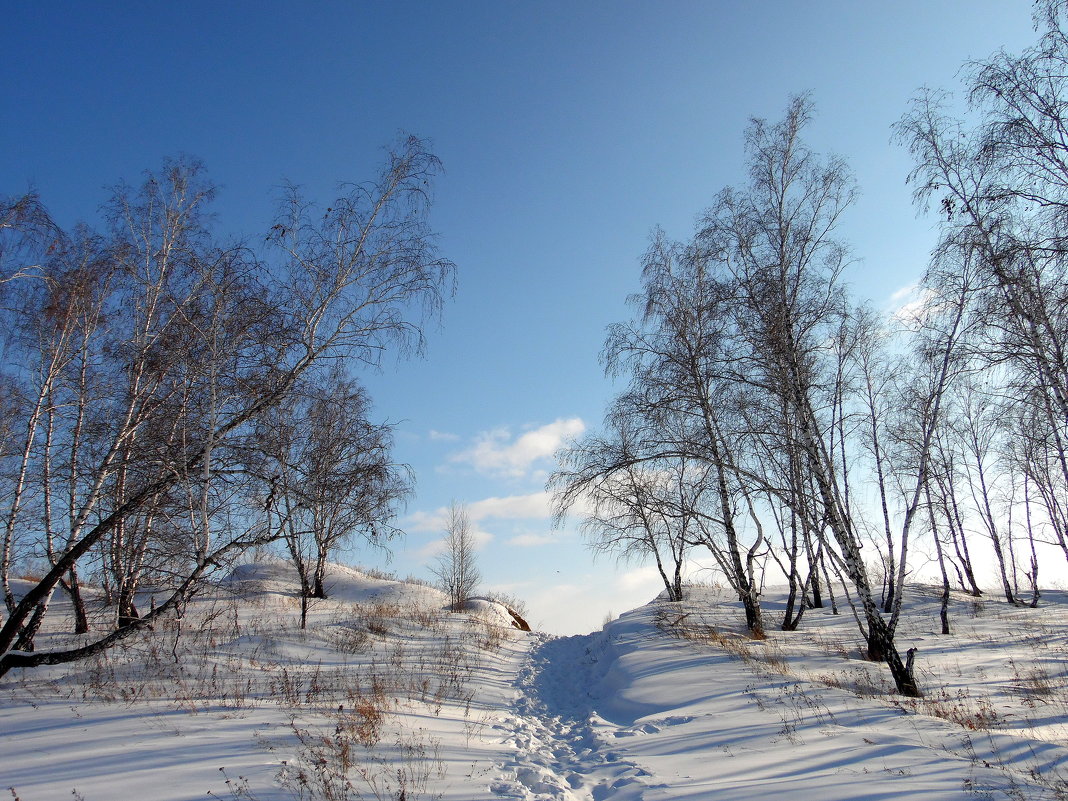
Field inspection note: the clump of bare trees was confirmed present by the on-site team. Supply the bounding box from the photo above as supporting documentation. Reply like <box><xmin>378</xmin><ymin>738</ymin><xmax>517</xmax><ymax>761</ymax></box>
<box><xmin>550</xmin><ymin>96</ymin><xmax>970</xmax><ymax>697</ymax></box>
<box><xmin>0</xmin><ymin>136</ymin><xmax>454</xmax><ymax>675</ymax></box>
<box><xmin>256</xmin><ymin>366</ymin><xmax>413</xmax><ymax>628</ymax></box>
<box><xmin>553</xmin><ymin>97</ymin><xmax>936</xmax><ymax>696</ymax></box>
<box><xmin>554</xmin><ymin>2</ymin><xmax>1068</xmax><ymax>700</ymax></box>
<box><xmin>896</xmin><ymin>0</ymin><xmax>1068</xmax><ymax>610</ymax></box>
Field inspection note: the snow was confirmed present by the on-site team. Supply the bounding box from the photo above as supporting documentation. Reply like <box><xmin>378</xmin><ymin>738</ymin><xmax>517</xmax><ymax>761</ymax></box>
<box><xmin>3</xmin><ymin>565</ymin><xmax>1068</xmax><ymax>800</ymax></box>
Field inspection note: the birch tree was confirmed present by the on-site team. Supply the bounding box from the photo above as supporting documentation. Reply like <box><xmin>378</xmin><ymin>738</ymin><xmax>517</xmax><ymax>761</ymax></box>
<box><xmin>0</xmin><ymin>136</ymin><xmax>453</xmax><ymax>675</ymax></box>
<box><xmin>694</xmin><ymin>97</ymin><xmax>922</xmax><ymax>695</ymax></box>
<box><xmin>258</xmin><ymin>367</ymin><xmax>411</xmax><ymax>627</ymax></box>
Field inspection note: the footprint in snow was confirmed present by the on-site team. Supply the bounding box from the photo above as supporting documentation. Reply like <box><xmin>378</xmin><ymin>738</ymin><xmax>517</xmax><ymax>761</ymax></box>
<box><xmin>612</xmin><ymin>723</ymin><xmax>659</xmax><ymax>737</ymax></box>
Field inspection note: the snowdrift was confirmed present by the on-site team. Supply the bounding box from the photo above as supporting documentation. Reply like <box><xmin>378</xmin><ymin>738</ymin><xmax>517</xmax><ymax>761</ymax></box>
<box><xmin>3</xmin><ymin>568</ymin><xmax>1068</xmax><ymax>800</ymax></box>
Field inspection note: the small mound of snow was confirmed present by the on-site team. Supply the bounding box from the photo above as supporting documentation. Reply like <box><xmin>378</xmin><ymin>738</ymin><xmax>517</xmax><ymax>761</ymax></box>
<box><xmin>467</xmin><ymin>596</ymin><xmax>529</xmax><ymax>629</ymax></box>
<box><xmin>222</xmin><ymin>558</ymin><xmax>300</xmax><ymax>597</ymax></box>
<box><xmin>321</xmin><ymin>564</ymin><xmax>449</xmax><ymax>608</ymax></box>
<box><xmin>223</xmin><ymin>560</ymin><xmax>448</xmax><ymax>607</ymax></box>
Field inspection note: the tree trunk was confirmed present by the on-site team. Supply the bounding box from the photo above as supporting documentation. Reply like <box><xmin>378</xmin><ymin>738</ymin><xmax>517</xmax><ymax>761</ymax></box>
<box><xmin>61</xmin><ymin>568</ymin><xmax>90</xmax><ymax>635</ymax></box>
<box><xmin>117</xmin><ymin>584</ymin><xmax>140</xmax><ymax>629</ymax></box>
<box><xmin>925</xmin><ymin>483</ymin><xmax>951</xmax><ymax>635</ymax></box>
<box><xmin>868</xmin><ymin>612</ymin><xmax>922</xmax><ymax>697</ymax></box>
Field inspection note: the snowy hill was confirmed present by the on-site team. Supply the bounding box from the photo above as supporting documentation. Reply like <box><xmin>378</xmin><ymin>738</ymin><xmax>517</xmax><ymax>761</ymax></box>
<box><xmin>3</xmin><ymin>564</ymin><xmax>1068</xmax><ymax>800</ymax></box>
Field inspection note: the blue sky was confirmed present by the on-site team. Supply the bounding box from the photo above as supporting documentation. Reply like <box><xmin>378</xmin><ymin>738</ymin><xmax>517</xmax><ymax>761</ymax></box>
<box><xmin>2</xmin><ymin>2</ymin><xmax>1040</xmax><ymax>633</ymax></box>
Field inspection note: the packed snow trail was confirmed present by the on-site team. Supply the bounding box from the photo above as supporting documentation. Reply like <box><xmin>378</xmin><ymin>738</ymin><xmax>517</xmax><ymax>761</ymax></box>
<box><xmin>490</xmin><ymin>632</ymin><xmax>660</xmax><ymax>801</ymax></box>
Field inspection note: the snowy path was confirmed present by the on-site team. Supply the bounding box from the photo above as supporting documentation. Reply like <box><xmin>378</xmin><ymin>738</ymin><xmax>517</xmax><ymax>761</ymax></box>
<box><xmin>489</xmin><ymin>632</ymin><xmax>660</xmax><ymax>801</ymax></box>
<box><xmin>483</xmin><ymin>597</ymin><xmax>1068</xmax><ymax>801</ymax></box>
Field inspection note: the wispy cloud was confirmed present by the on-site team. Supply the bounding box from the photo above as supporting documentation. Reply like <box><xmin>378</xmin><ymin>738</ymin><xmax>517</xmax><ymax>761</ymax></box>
<box><xmin>889</xmin><ymin>282</ymin><xmax>919</xmax><ymax>304</ymax></box>
<box><xmin>450</xmin><ymin>418</ymin><xmax>586</xmax><ymax>479</ymax></box>
<box><xmin>405</xmin><ymin>492</ymin><xmax>554</xmax><ymax>535</ymax></box>
<box><xmin>887</xmin><ymin>282</ymin><xmax>936</xmax><ymax>328</ymax></box>
<box><xmin>404</xmin><ymin>508</ymin><xmax>450</xmax><ymax>534</ymax></box>
<box><xmin>415</xmin><ymin>526</ymin><xmax>494</xmax><ymax>559</ymax></box>
<box><xmin>617</xmin><ymin>565</ymin><xmax>664</xmax><ymax>593</ymax></box>
<box><xmin>404</xmin><ymin>491</ymin><xmax>556</xmax><ymax>558</ymax></box>
<box><xmin>519</xmin><ymin>569</ymin><xmax>667</xmax><ymax>635</ymax></box>
<box><xmin>469</xmin><ymin>492</ymin><xmax>554</xmax><ymax>521</ymax></box>
<box><xmin>428</xmin><ymin>429</ymin><xmax>460</xmax><ymax>442</ymax></box>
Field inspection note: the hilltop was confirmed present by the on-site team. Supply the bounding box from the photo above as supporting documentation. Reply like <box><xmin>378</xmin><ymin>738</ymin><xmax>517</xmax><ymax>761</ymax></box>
<box><xmin>2</xmin><ymin>563</ymin><xmax>1068</xmax><ymax>800</ymax></box>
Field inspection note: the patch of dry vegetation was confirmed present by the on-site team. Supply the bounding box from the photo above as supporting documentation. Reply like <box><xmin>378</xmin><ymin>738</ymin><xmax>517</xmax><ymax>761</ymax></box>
<box><xmin>3</xmin><ymin>567</ymin><xmax>522</xmax><ymax>801</ymax></box>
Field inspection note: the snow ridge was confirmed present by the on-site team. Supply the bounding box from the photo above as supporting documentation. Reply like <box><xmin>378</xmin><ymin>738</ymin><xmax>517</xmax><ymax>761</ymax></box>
<box><xmin>490</xmin><ymin>632</ymin><xmax>658</xmax><ymax>801</ymax></box>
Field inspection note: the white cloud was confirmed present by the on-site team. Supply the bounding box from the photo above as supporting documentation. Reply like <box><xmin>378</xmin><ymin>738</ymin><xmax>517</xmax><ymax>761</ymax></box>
<box><xmin>415</xmin><ymin>526</ymin><xmax>494</xmax><ymax>559</ymax></box>
<box><xmin>428</xmin><ymin>429</ymin><xmax>460</xmax><ymax>442</ymax></box>
<box><xmin>404</xmin><ymin>508</ymin><xmax>451</xmax><ymax>534</ymax></box>
<box><xmin>617</xmin><ymin>565</ymin><xmax>664</xmax><ymax>593</ymax></box>
<box><xmin>451</xmin><ymin>418</ymin><xmax>586</xmax><ymax>479</ymax></box>
<box><xmin>415</xmin><ymin>538</ymin><xmax>447</xmax><ymax>559</ymax></box>
<box><xmin>471</xmin><ymin>528</ymin><xmax>494</xmax><ymax>548</ymax></box>
<box><xmin>404</xmin><ymin>491</ymin><xmax>555</xmax><ymax>558</ymax></box>
<box><xmin>468</xmin><ymin>492</ymin><xmax>554</xmax><ymax>521</ymax></box>
<box><xmin>520</xmin><ymin>569</ymin><xmax>667</xmax><ymax>635</ymax></box>
<box><xmin>889</xmin><ymin>282</ymin><xmax>919</xmax><ymax>304</ymax></box>
<box><xmin>404</xmin><ymin>492</ymin><xmax>554</xmax><ymax>534</ymax></box>
<box><xmin>887</xmin><ymin>283</ymin><xmax>936</xmax><ymax>328</ymax></box>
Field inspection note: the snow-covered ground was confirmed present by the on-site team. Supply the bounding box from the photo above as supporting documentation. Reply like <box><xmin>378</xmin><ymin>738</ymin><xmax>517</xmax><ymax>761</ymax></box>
<box><xmin>3</xmin><ymin>563</ymin><xmax>1068</xmax><ymax>800</ymax></box>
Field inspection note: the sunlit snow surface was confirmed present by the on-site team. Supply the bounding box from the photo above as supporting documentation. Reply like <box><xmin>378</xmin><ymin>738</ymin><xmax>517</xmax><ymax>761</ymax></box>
<box><xmin>3</xmin><ymin>564</ymin><xmax>1068</xmax><ymax>799</ymax></box>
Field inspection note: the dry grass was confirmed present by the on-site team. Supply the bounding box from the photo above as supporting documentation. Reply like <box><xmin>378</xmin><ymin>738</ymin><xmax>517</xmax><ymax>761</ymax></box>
<box><xmin>895</xmin><ymin>688</ymin><xmax>1002</xmax><ymax>730</ymax></box>
<box><xmin>280</xmin><ymin>719</ymin><xmax>445</xmax><ymax>801</ymax></box>
<box><xmin>2</xmin><ymin>571</ymin><xmax>525</xmax><ymax>801</ymax></box>
<box><xmin>653</xmin><ymin>606</ymin><xmax>790</xmax><ymax>675</ymax></box>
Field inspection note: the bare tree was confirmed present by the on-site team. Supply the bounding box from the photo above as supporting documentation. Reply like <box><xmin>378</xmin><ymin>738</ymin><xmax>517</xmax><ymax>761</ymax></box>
<box><xmin>0</xmin><ymin>192</ymin><xmax>61</xmax><ymax>286</ymax></box>
<box><xmin>552</xmin><ymin>403</ymin><xmax>698</xmax><ymax>603</ymax></box>
<box><xmin>0</xmin><ymin>136</ymin><xmax>453</xmax><ymax>675</ymax></box>
<box><xmin>258</xmin><ymin>368</ymin><xmax>411</xmax><ymax>626</ymax></box>
<box><xmin>432</xmin><ymin>502</ymin><xmax>480</xmax><ymax>611</ymax></box>
<box><xmin>757</xmin><ymin>422</ymin><xmax>825</xmax><ymax>630</ymax></box>
<box><xmin>850</xmin><ymin>309</ymin><xmax>902</xmax><ymax>613</ymax></box>
<box><xmin>929</xmin><ymin>430</ymin><xmax>983</xmax><ymax>597</ymax></box>
<box><xmin>695</xmin><ymin>97</ymin><xmax>921</xmax><ymax>695</ymax></box>
<box><xmin>881</xmin><ymin>269</ymin><xmax>971</xmax><ymax>644</ymax></box>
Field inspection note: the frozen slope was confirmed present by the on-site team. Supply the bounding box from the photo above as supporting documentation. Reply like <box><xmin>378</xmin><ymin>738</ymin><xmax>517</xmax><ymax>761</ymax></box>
<box><xmin>489</xmin><ymin>590</ymin><xmax>1068</xmax><ymax>801</ymax></box>
<box><xmin>3</xmin><ymin>570</ymin><xmax>1068</xmax><ymax>799</ymax></box>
